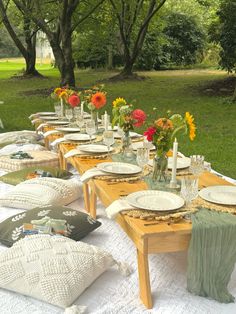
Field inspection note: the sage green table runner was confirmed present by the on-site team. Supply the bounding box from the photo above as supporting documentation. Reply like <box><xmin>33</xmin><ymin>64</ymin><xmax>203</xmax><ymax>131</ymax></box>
<box><xmin>187</xmin><ymin>208</ymin><xmax>236</xmax><ymax>303</ymax></box>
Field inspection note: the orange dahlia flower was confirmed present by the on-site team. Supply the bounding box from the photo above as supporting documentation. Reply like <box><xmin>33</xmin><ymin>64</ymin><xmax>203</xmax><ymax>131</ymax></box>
<box><xmin>91</xmin><ymin>92</ymin><xmax>107</xmax><ymax>109</ymax></box>
<box><xmin>155</xmin><ymin>118</ymin><xmax>173</xmax><ymax>130</ymax></box>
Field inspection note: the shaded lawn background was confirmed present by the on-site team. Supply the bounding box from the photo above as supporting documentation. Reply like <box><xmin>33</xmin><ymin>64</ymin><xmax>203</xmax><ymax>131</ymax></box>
<box><xmin>0</xmin><ymin>60</ymin><xmax>235</xmax><ymax>179</ymax></box>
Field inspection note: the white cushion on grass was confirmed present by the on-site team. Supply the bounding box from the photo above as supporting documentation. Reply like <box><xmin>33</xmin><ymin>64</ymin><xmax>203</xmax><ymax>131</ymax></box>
<box><xmin>0</xmin><ymin>130</ymin><xmax>38</xmax><ymax>145</ymax></box>
<box><xmin>0</xmin><ymin>234</ymin><xmax>115</xmax><ymax>310</ymax></box>
<box><xmin>0</xmin><ymin>151</ymin><xmax>59</xmax><ymax>172</ymax></box>
<box><xmin>0</xmin><ymin>177</ymin><xmax>82</xmax><ymax>209</ymax></box>
<box><xmin>0</xmin><ymin>143</ymin><xmax>45</xmax><ymax>156</ymax></box>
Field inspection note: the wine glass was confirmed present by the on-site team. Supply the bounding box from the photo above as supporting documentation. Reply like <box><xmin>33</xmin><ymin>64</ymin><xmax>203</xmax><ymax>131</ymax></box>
<box><xmin>189</xmin><ymin>155</ymin><xmax>205</xmax><ymax>177</ymax></box>
<box><xmin>86</xmin><ymin>120</ymin><xmax>96</xmax><ymax>144</ymax></box>
<box><xmin>136</xmin><ymin>148</ymin><xmax>149</xmax><ymax>178</ymax></box>
<box><xmin>180</xmin><ymin>176</ymin><xmax>198</xmax><ymax>208</ymax></box>
<box><xmin>76</xmin><ymin>114</ymin><xmax>84</xmax><ymax>132</ymax></box>
<box><xmin>54</xmin><ymin>104</ymin><xmax>62</xmax><ymax>118</ymax></box>
<box><xmin>103</xmin><ymin>130</ymin><xmax>115</xmax><ymax>158</ymax></box>
<box><xmin>65</xmin><ymin>108</ymin><xmax>73</xmax><ymax>123</ymax></box>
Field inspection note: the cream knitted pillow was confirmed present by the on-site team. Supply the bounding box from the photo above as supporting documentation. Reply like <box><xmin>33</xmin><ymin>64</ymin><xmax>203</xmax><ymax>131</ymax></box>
<box><xmin>0</xmin><ymin>151</ymin><xmax>59</xmax><ymax>172</ymax></box>
<box><xmin>0</xmin><ymin>177</ymin><xmax>82</xmax><ymax>209</ymax></box>
<box><xmin>0</xmin><ymin>235</ymin><xmax>117</xmax><ymax>311</ymax></box>
<box><xmin>0</xmin><ymin>143</ymin><xmax>45</xmax><ymax>156</ymax></box>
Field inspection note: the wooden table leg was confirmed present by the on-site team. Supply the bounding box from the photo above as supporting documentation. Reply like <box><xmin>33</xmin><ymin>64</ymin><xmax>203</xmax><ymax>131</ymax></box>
<box><xmin>137</xmin><ymin>248</ymin><xmax>153</xmax><ymax>309</ymax></box>
<box><xmin>89</xmin><ymin>183</ymin><xmax>97</xmax><ymax>219</ymax></box>
<box><xmin>83</xmin><ymin>183</ymin><xmax>90</xmax><ymax>213</ymax></box>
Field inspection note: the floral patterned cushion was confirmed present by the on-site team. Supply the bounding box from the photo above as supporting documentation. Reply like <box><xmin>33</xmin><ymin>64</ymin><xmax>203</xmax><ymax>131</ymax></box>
<box><xmin>0</xmin><ymin>205</ymin><xmax>101</xmax><ymax>247</ymax></box>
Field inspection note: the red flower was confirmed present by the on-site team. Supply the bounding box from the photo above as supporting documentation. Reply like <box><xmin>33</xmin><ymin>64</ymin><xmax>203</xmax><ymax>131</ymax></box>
<box><xmin>144</xmin><ymin>126</ymin><xmax>156</xmax><ymax>141</ymax></box>
<box><xmin>131</xmin><ymin>109</ymin><xmax>146</xmax><ymax>127</ymax></box>
<box><xmin>91</xmin><ymin>92</ymin><xmax>106</xmax><ymax>109</ymax></box>
<box><xmin>68</xmin><ymin>94</ymin><xmax>80</xmax><ymax>108</ymax></box>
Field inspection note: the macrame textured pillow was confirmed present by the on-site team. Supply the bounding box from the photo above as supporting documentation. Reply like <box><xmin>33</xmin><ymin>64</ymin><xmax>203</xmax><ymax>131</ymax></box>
<box><xmin>0</xmin><ymin>235</ymin><xmax>116</xmax><ymax>310</ymax></box>
<box><xmin>0</xmin><ymin>151</ymin><xmax>59</xmax><ymax>172</ymax></box>
<box><xmin>0</xmin><ymin>143</ymin><xmax>45</xmax><ymax>156</ymax></box>
<box><xmin>0</xmin><ymin>177</ymin><xmax>82</xmax><ymax>209</ymax></box>
<box><xmin>0</xmin><ymin>130</ymin><xmax>39</xmax><ymax>145</ymax></box>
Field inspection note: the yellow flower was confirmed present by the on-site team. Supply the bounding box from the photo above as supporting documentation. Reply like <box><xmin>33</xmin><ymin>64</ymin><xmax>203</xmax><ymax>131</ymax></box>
<box><xmin>112</xmin><ymin>97</ymin><xmax>127</xmax><ymax>108</ymax></box>
<box><xmin>185</xmin><ymin>112</ymin><xmax>196</xmax><ymax>141</ymax></box>
<box><xmin>59</xmin><ymin>91</ymin><xmax>68</xmax><ymax>99</ymax></box>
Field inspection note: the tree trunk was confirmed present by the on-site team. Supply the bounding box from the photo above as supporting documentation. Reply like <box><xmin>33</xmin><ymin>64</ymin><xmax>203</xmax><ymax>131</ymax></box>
<box><xmin>107</xmin><ymin>44</ymin><xmax>113</xmax><ymax>70</ymax></box>
<box><xmin>233</xmin><ymin>82</ymin><xmax>236</xmax><ymax>102</ymax></box>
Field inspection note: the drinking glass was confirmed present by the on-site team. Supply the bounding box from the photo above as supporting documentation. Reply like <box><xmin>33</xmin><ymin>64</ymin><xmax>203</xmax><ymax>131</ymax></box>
<box><xmin>103</xmin><ymin>130</ymin><xmax>115</xmax><ymax>158</ymax></box>
<box><xmin>86</xmin><ymin>120</ymin><xmax>96</xmax><ymax>143</ymax></box>
<box><xmin>65</xmin><ymin>108</ymin><xmax>73</xmax><ymax>123</ymax></box>
<box><xmin>73</xmin><ymin>106</ymin><xmax>81</xmax><ymax>118</ymax></box>
<box><xmin>189</xmin><ymin>155</ymin><xmax>205</xmax><ymax>177</ymax></box>
<box><xmin>136</xmin><ymin>148</ymin><xmax>149</xmax><ymax>178</ymax></box>
<box><xmin>76</xmin><ymin>114</ymin><xmax>84</xmax><ymax>132</ymax></box>
<box><xmin>54</xmin><ymin>104</ymin><xmax>62</xmax><ymax>119</ymax></box>
<box><xmin>180</xmin><ymin>176</ymin><xmax>198</xmax><ymax>207</ymax></box>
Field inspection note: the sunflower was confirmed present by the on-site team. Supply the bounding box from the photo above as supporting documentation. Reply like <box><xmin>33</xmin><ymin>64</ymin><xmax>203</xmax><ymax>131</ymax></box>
<box><xmin>112</xmin><ymin>97</ymin><xmax>127</xmax><ymax>108</ymax></box>
<box><xmin>59</xmin><ymin>91</ymin><xmax>68</xmax><ymax>99</ymax></box>
<box><xmin>91</xmin><ymin>92</ymin><xmax>107</xmax><ymax>109</ymax></box>
<box><xmin>185</xmin><ymin>112</ymin><xmax>196</xmax><ymax>141</ymax></box>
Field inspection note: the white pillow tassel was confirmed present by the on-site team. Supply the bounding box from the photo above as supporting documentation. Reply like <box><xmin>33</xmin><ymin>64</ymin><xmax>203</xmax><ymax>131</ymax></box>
<box><xmin>116</xmin><ymin>261</ymin><xmax>133</xmax><ymax>277</ymax></box>
<box><xmin>64</xmin><ymin>304</ymin><xmax>87</xmax><ymax>314</ymax></box>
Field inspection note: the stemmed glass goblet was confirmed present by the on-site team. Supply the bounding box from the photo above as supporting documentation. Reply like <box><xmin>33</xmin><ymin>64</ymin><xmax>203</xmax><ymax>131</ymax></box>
<box><xmin>103</xmin><ymin>130</ymin><xmax>115</xmax><ymax>158</ymax></box>
<box><xmin>86</xmin><ymin>120</ymin><xmax>96</xmax><ymax>144</ymax></box>
<box><xmin>65</xmin><ymin>108</ymin><xmax>73</xmax><ymax>124</ymax></box>
<box><xmin>180</xmin><ymin>176</ymin><xmax>198</xmax><ymax>208</ymax></box>
<box><xmin>136</xmin><ymin>147</ymin><xmax>149</xmax><ymax>179</ymax></box>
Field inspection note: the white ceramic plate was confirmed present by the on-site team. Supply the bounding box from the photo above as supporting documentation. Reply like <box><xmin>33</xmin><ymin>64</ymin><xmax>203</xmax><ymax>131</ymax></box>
<box><xmin>97</xmin><ymin>162</ymin><xmax>141</xmax><ymax>175</ymax></box>
<box><xmin>168</xmin><ymin>157</ymin><xmax>191</xmax><ymax>170</ymax></box>
<box><xmin>37</xmin><ymin>112</ymin><xmax>56</xmax><ymax>116</ymax></box>
<box><xmin>55</xmin><ymin>127</ymin><xmax>80</xmax><ymax>133</ymax></box>
<box><xmin>132</xmin><ymin>142</ymin><xmax>155</xmax><ymax>151</ymax></box>
<box><xmin>79</xmin><ymin>144</ymin><xmax>114</xmax><ymax>154</ymax></box>
<box><xmin>126</xmin><ymin>190</ymin><xmax>185</xmax><ymax>212</ymax></box>
<box><xmin>114</xmin><ymin>131</ymin><xmax>142</xmax><ymax>139</ymax></box>
<box><xmin>199</xmin><ymin>185</ymin><xmax>236</xmax><ymax>205</ymax></box>
<box><xmin>39</xmin><ymin>116</ymin><xmax>58</xmax><ymax>121</ymax></box>
<box><xmin>148</xmin><ymin>157</ymin><xmax>190</xmax><ymax>169</ymax></box>
<box><xmin>46</xmin><ymin>121</ymin><xmax>70</xmax><ymax>126</ymax></box>
<box><xmin>64</xmin><ymin>133</ymin><xmax>96</xmax><ymax>141</ymax></box>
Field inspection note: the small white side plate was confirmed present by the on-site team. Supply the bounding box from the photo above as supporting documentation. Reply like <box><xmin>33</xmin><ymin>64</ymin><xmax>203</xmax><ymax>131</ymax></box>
<box><xmin>64</xmin><ymin>133</ymin><xmax>96</xmax><ymax>141</ymax></box>
<box><xmin>97</xmin><ymin>162</ymin><xmax>141</xmax><ymax>175</ymax></box>
<box><xmin>126</xmin><ymin>190</ymin><xmax>185</xmax><ymax>211</ymax></box>
<box><xmin>199</xmin><ymin>185</ymin><xmax>236</xmax><ymax>205</ymax></box>
<box><xmin>56</xmin><ymin>127</ymin><xmax>80</xmax><ymax>133</ymax></box>
<box><xmin>79</xmin><ymin>144</ymin><xmax>114</xmax><ymax>153</ymax></box>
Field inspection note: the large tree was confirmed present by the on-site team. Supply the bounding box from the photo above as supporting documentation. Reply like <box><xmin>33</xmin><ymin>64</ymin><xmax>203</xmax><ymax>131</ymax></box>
<box><xmin>0</xmin><ymin>0</ymin><xmax>41</xmax><ymax>76</ymax></box>
<box><xmin>109</xmin><ymin>0</ymin><xmax>166</xmax><ymax>78</ymax></box>
<box><xmin>209</xmin><ymin>0</ymin><xmax>236</xmax><ymax>101</ymax></box>
<box><xmin>13</xmin><ymin>0</ymin><xmax>104</xmax><ymax>86</ymax></box>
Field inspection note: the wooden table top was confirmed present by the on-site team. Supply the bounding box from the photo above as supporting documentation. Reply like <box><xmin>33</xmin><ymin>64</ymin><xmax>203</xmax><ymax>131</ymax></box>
<box><xmin>59</xmin><ymin>142</ymin><xmax>234</xmax><ymax>239</ymax></box>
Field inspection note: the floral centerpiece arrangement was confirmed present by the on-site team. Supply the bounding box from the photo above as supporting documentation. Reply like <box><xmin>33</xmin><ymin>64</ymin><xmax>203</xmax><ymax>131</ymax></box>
<box><xmin>112</xmin><ymin>97</ymin><xmax>146</xmax><ymax>155</ymax></box>
<box><xmin>144</xmin><ymin>111</ymin><xmax>196</xmax><ymax>181</ymax></box>
<box><xmin>51</xmin><ymin>87</ymin><xmax>81</xmax><ymax>117</ymax></box>
<box><xmin>82</xmin><ymin>84</ymin><xmax>107</xmax><ymax>128</ymax></box>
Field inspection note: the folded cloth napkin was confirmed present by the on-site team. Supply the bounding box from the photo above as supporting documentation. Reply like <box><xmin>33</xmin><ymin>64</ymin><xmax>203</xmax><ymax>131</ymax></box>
<box><xmin>105</xmin><ymin>199</ymin><xmax>134</xmax><ymax>219</ymax></box>
<box><xmin>64</xmin><ymin>149</ymin><xmax>84</xmax><ymax>159</ymax></box>
<box><xmin>187</xmin><ymin>208</ymin><xmax>236</xmax><ymax>303</ymax></box>
<box><xmin>51</xmin><ymin>137</ymin><xmax>66</xmax><ymax>147</ymax></box>
<box><xmin>43</xmin><ymin>130</ymin><xmax>60</xmax><ymax>138</ymax></box>
<box><xmin>29</xmin><ymin>113</ymin><xmax>39</xmax><ymax>120</ymax></box>
<box><xmin>31</xmin><ymin>118</ymin><xmax>42</xmax><ymax>125</ymax></box>
<box><xmin>80</xmin><ymin>168</ymin><xmax>116</xmax><ymax>183</ymax></box>
<box><xmin>36</xmin><ymin>123</ymin><xmax>48</xmax><ymax>131</ymax></box>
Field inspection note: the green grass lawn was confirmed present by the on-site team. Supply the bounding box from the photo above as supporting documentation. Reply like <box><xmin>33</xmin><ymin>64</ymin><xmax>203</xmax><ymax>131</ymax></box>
<box><xmin>0</xmin><ymin>61</ymin><xmax>235</xmax><ymax>179</ymax></box>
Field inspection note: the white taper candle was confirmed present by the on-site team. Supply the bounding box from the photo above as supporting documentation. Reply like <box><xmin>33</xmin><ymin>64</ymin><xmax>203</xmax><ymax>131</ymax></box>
<box><xmin>170</xmin><ymin>138</ymin><xmax>178</xmax><ymax>188</ymax></box>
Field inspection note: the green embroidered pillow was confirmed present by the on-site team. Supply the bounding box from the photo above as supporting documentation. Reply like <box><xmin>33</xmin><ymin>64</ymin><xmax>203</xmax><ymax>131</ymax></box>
<box><xmin>0</xmin><ymin>166</ymin><xmax>72</xmax><ymax>185</ymax></box>
<box><xmin>0</xmin><ymin>205</ymin><xmax>101</xmax><ymax>247</ymax></box>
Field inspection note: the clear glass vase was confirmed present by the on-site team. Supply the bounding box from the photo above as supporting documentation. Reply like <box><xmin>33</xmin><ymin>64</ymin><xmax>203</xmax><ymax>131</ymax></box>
<box><xmin>121</xmin><ymin>131</ymin><xmax>135</xmax><ymax>159</ymax></box>
<box><xmin>91</xmin><ymin>110</ymin><xmax>98</xmax><ymax>132</ymax></box>
<box><xmin>152</xmin><ymin>153</ymin><xmax>168</xmax><ymax>182</ymax></box>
